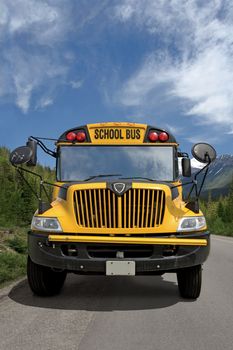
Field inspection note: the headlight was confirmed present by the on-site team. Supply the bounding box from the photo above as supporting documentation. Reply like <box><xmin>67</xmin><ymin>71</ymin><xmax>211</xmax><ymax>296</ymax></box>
<box><xmin>31</xmin><ymin>217</ymin><xmax>62</xmax><ymax>232</ymax></box>
<box><xmin>177</xmin><ymin>216</ymin><xmax>206</xmax><ymax>232</ymax></box>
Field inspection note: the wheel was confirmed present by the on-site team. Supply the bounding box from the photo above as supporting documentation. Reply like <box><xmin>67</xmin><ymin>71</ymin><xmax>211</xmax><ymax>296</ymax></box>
<box><xmin>27</xmin><ymin>256</ymin><xmax>67</xmax><ymax>296</ymax></box>
<box><xmin>177</xmin><ymin>265</ymin><xmax>202</xmax><ymax>299</ymax></box>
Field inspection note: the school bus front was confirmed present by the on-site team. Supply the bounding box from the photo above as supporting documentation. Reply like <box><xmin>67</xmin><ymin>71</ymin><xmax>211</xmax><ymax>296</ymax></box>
<box><xmin>26</xmin><ymin>122</ymin><xmax>211</xmax><ymax>298</ymax></box>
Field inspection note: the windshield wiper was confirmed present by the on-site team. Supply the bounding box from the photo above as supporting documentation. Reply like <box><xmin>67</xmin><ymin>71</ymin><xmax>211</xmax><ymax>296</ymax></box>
<box><xmin>120</xmin><ymin>176</ymin><xmax>156</xmax><ymax>181</ymax></box>
<box><xmin>84</xmin><ymin>174</ymin><xmax>122</xmax><ymax>181</ymax></box>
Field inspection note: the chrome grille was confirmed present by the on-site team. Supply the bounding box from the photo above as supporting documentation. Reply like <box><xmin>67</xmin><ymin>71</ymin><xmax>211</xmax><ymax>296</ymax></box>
<box><xmin>73</xmin><ymin>188</ymin><xmax>165</xmax><ymax>229</ymax></box>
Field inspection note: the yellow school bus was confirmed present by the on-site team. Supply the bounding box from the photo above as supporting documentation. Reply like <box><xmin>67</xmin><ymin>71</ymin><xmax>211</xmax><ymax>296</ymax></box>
<box><xmin>10</xmin><ymin>122</ymin><xmax>216</xmax><ymax>298</ymax></box>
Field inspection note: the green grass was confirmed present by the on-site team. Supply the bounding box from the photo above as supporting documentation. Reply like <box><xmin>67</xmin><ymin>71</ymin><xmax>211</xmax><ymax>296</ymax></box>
<box><xmin>0</xmin><ymin>227</ymin><xmax>27</xmax><ymax>287</ymax></box>
<box><xmin>0</xmin><ymin>252</ymin><xmax>26</xmax><ymax>285</ymax></box>
<box><xmin>207</xmin><ymin>218</ymin><xmax>233</xmax><ymax>237</ymax></box>
<box><xmin>7</xmin><ymin>234</ymin><xmax>27</xmax><ymax>254</ymax></box>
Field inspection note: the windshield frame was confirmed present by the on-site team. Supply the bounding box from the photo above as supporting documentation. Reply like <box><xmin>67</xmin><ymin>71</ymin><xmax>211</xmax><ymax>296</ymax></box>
<box><xmin>56</xmin><ymin>144</ymin><xmax>179</xmax><ymax>183</ymax></box>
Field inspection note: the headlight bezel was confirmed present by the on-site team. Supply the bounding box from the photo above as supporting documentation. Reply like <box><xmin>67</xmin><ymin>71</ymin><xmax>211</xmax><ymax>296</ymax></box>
<box><xmin>31</xmin><ymin>216</ymin><xmax>63</xmax><ymax>232</ymax></box>
<box><xmin>177</xmin><ymin>216</ymin><xmax>207</xmax><ymax>232</ymax></box>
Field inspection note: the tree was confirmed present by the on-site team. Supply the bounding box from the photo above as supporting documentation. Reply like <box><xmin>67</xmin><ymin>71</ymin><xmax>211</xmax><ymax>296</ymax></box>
<box><xmin>0</xmin><ymin>146</ymin><xmax>55</xmax><ymax>228</ymax></box>
<box><xmin>217</xmin><ymin>201</ymin><xmax>224</xmax><ymax>220</ymax></box>
<box><xmin>224</xmin><ymin>177</ymin><xmax>233</xmax><ymax>223</ymax></box>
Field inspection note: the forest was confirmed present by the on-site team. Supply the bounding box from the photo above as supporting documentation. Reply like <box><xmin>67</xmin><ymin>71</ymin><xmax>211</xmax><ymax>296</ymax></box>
<box><xmin>0</xmin><ymin>146</ymin><xmax>54</xmax><ymax>285</ymax></box>
<box><xmin>0</xmin><ymin>146</ymin><xmax>232</xmax><ymax>285</ymax></box>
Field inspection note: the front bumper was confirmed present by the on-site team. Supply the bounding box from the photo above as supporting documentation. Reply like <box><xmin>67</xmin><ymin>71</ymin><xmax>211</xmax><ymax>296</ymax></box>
<box><xmin>28</xmin><ymin>231</ymin><xmax>210</xmax><ymax>274</ymax></box>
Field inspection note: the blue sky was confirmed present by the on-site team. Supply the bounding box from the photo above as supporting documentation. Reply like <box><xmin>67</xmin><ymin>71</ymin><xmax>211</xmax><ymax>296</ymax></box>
<box><xmin>0</xmin><ymin>0</ymin><xmax>233</xmax><ymax>166</ymax></box>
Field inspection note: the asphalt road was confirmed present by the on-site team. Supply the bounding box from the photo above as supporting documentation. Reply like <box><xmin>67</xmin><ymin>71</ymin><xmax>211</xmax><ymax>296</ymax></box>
<box><xmin>0</xmin><ymin>235</ymin><xmax>233</xmax><ymax>350</ymax></box>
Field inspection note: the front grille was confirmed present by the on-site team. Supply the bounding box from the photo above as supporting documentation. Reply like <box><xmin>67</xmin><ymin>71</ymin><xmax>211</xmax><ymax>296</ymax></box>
<box><xmin>87</xmin><ymin>244</ymin><xmax>153</xmax><ymax>258</ymax></box>
<box><xmin>73</xmin><ymin>188</ymin><xmax>165</xmax><ymax>229</ymax></box>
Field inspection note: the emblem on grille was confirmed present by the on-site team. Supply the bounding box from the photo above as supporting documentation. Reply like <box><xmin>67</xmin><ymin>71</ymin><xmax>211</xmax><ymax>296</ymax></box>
<box><xmin>113</xmin><ymin>183</ymin><xmax>126</xmax><ymax>194</ymax></box>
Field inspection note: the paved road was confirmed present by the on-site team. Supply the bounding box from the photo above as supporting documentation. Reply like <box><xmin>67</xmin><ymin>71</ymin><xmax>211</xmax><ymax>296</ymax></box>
<box><xmin>0</xmin><ymin>235</ymin><xmax>233</xmax><ymax>350</ymax></box>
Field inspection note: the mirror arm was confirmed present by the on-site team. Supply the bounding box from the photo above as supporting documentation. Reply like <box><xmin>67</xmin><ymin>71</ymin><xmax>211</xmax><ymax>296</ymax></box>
<box><xmin>13</xmin><ymin>164</ymin><xmax>67</xmax><ymax>214</ymax></box>
<box><xmin>195</xmin><ymin>154</ymin><xmax>211</xmax><ymax>197</ymax></box>
<box><xmin>197</xmin><ymin>167</ymin><xmax>209</xmax><ymax>197</ymax></box>
<box><xmin>15</xmin><ymin>166</ymin><xmax>40</xmax><ymax>201</ymax></box>
<box><xmin>186</xmin><ymin>154</ymin><xmax>211</xmax><ymax>201</ymax></box>
<box><xmin>187</xmin><ymin>180</ymin><xmax>197</xmax><ymax>201</ymax></box>
<box><xmin>13</xmin><ymin>164</ymin><xmax>66</xmax><ymax>189</ymax></box>
<box><xmin>172</xmin><ymin>153</ymin><xmax>212</xmax><ymax>208</ymax></box>
<box><xmin>171</xmin><ymin>181</ymin><xmax>193</xmax><ymax>190</ymax></box>
<box><xmin>29</xmin><ymin>136</ymin><xmax>56</xmax><ymax>158</ymax></box>
<box><xmin>14</xmin><ymin>166</ymin><xmax>45</xmax><ymax>213</ymax></box>
<box><xmin>39</xmin><ymin>180</ymin><xmax>51</xmax><ymax>203</ymax></box>
<box><xmin>193</xmin><ymin>159</ymin><xmax>210</xmax><ymax>179</ymax></box>
<box><xmin>13</xmin><ymin>164</ymin><xmax>42</xmax><ymax>181</ymax></box>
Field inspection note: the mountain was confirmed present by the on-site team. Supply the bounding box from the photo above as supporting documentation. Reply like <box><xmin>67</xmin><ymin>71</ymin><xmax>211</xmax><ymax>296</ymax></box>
<box><xmin>191</xmin><ymin>155</ymin><xmax>233</xmax><ymax>198</ymax></box>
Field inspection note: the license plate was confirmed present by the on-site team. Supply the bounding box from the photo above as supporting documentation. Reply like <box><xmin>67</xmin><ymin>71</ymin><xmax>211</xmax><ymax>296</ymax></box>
<box><xmin>106</xmin><ymin>261</ymin><xmax>135</xmax><ymax>276</ymax></box>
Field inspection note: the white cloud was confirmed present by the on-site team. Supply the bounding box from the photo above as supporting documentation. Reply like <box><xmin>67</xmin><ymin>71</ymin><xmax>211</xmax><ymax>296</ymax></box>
<box><xmin>0</xmin><ymin>0</ymin><xmax>71</xmax><ymax>45</ymax></box>
<box><xmin>191</xmin><ymin>158</ymin><xmax>206</xmax><ymax>169</ymax></box>
<box><xmin>114</xmin><ymin>2</ymin><xmax>135</xmax><ymax>21</ymax></box>
<box><xmin>0</xmin><ymin>0</ymin><xmax>106</xmax><ymax>113</ymax></box>
<box><xmin>0</xmin><ymin>47</ymin><xmax>67</xmax><ymax>113</ymax></box>
<box><xmin>36</xmin><ymin>96</ymin><xmax>53</xmax><ymax>110</ymax></box>
<box><xmin>114</xmin><ymin>0</ymin><xmax>233</xmax><ymax>131</ymax></box>
<box><xmin>164</xmin><ymin>124</ymin><xmax>183</xmax><ymax>136</ymax></box>
<box><xmin>70</xmin><ymin>80</ymin><xmax>84</xmax><ymax>89</ymax></box>
<box><xmin>0</xmin><ymin>0</ymin><xmax>73</xmax><ymax>113</ymax></box>
<box><xmin>185</xmin><ymin>134</ymin><xmax>219</xmax><ymax>145</ymax></box>
<box><xmin>15</xmin><ymin>85</ymin><xmax>33</xmax><ymax>114</ymax></box>
<box><xmin>116</xmin><ymin>54</ymin><xmax>176</xmax><ymax>107</ymax></box>
<box><xmin>173</xmin><ymin>48</ymin><xmax>233</xmax><ymax>126</ymax></box>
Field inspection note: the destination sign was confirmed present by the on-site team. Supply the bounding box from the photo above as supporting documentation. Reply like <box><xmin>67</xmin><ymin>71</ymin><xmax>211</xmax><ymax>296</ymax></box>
<box><xmin>88</xmin><ymin>126</ymin><xmax>146</xmax><ymax>144</ymax></box>
<box><xmin>94</xmin><ymin>128</ymin><xmax>141</xmax><ymax>140</ymax></box>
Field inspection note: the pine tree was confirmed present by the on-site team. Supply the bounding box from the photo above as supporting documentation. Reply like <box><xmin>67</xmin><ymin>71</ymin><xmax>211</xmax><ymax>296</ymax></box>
<box><xmin>224</xmin><ymin>177</ymin><xmax>233</xmax><ymax>223</ymax></box>
<box><xmin>217</xmin><ymin>201</ymin><xmax>224</xmax><ymax>220</ymax></box>
<box><xmin>0</xmin><ymin>146</ymin><xmax>55</xmax><ymax>228</ymax></box>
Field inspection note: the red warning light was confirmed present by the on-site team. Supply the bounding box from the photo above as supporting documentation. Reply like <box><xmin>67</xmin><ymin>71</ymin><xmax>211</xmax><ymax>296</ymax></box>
<box><xmin>159</xmin><ymin>132</ymin><xmax>169</xmax><ymax>142</ymax></box>
<box><xmin>148</xmin><ymin>131</ymin><xmax>159</xmax><ymax>142</ymax></box>
<box><xmin>66</xmin><ymin>132</ymin><xmax>76</xmax><ymax>141</ymax></box>
<box><xmin>76</xmin><ymin>131</ymin><xmax>86</xmax><ymax>142</ymax></box>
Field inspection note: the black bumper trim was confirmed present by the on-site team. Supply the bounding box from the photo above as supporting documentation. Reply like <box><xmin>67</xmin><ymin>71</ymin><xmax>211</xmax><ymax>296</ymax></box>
<box><xmin>28</xmin><ymin>231</ymin><xmax>210</xmax><ymax>274</ymax></box>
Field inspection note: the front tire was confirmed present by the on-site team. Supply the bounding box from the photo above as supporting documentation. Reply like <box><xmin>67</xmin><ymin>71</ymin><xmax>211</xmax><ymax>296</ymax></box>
<box><xmin>27</xmin><ymin>256</ymin><xmax>67</xmax><ymax>296</ymax></box>
<box><xmin>177</xmin><ymin>265</ymin><xmax>202</xmax><ymax>299</ymax></box>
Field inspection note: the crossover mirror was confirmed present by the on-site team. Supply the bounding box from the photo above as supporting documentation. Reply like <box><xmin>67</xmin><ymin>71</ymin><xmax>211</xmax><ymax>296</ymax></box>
<box><xmin>9</xmin><ymin>146</ymin><xmax>32</xmax><ymax>165</ymax></box>
<box><xmin>192</xmin><ymin>143</ymin><xmax>217</xmax><ymax>164</ymax></box>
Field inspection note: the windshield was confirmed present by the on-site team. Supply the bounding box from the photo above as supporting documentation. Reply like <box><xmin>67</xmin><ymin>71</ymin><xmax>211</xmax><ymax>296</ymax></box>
<box><xmin>57</xmin><ymin>146</ymin><xmax>175</xmax><ymax>182</ymax></box>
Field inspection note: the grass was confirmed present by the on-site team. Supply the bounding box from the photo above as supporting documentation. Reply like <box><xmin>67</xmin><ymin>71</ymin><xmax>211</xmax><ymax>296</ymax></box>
<box><xmin>0</xmin><ymin>252</ymin><xmax>26</xmax><ymax>285</ymax></box>
<box><xmin>207</xmin><ymin>218</ymin><xmax>233</xmax><ymax>237</ymax></box>
<box><xmin>0</xmin><ymin>227</ymin><xmax>27</xmax><ymax>287</ymax></box>
<box><xmin>6</xmin><ymin>234</ymin><xmax>27</xmax><ymax>254</ymax></box>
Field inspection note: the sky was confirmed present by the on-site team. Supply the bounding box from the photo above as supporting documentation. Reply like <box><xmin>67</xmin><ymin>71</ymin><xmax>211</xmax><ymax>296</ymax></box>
<box><xmin>0</xmin><ymin>0</ymin><xmax>233</xmax><ymax>166</ymax></box>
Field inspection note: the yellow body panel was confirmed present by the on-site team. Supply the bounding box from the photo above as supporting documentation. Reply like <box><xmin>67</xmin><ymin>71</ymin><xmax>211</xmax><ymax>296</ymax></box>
<box><xmin>36</xmin><ymin>182</ymin><xmax>207</xmax><ymax>235</ymax></box>
<box><xmin>32</xmin><ymin>122</ymin><xmax>207</xmax><ymax>247</ymax></box>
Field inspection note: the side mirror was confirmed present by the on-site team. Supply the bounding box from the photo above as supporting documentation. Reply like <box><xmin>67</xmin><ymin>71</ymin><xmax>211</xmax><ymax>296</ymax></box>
<box><xmin>192</xmin><ymin>143</ymin><xmax>217</xmax><ymax>163</ymax></box>
<box><xmin>9</xmin><ymin>146</ymin><xmax>32</xmax><ymax>165</ymax></box>
<box><xmin>182</xmin><ymin>158</ymin><xmax>191</xmax><ymax>177</ymax></box>
<box><xmin>26</xmin><ymin>139</ymin><xmax>37</xmax><ymax>166</ymax></box>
